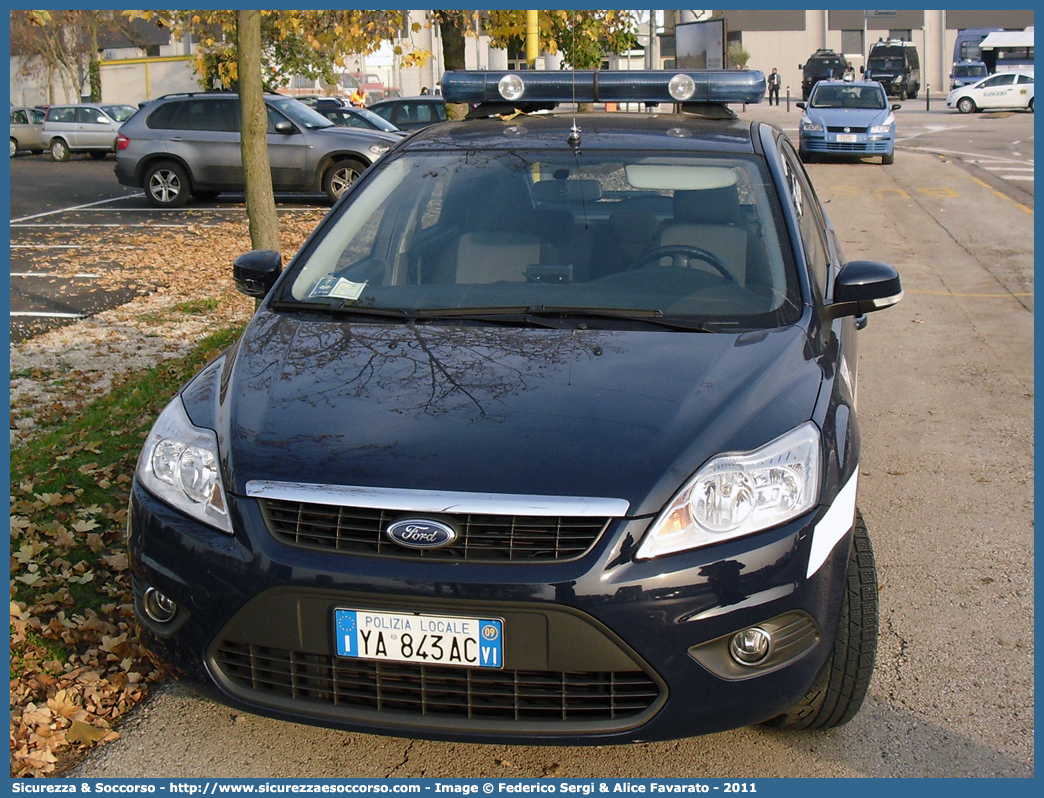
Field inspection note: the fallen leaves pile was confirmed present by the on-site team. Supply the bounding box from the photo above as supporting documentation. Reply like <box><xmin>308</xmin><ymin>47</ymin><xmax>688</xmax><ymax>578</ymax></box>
<box><xmin>10</xmin><ymin>210</ymin><xmax>326</xmax><ymax>776</ymax></box>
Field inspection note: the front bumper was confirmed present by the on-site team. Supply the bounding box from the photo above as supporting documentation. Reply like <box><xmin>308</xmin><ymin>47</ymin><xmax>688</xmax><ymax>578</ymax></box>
<box><xmin>129</xmin><ymin>479</ymin><xmax>854</xmax><ymax>744</ymax></box>
<box><xmin>801</xmin><ymin>132</ymin><xmax>894</xmax><ymax>157</ymax></box>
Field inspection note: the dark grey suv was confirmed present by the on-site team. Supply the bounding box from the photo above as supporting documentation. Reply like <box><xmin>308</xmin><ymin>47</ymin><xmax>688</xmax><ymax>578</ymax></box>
<box><xmin>115</xmin><ymin>93</ymin><xmax>400</xmax><ymax>207</ymax></box>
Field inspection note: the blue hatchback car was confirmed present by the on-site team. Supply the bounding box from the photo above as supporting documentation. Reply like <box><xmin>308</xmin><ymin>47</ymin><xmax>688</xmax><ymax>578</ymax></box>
<box><xmin>798</xmin><ymin>80</ymin><xmax>899</xmax><ymax>165</ymax></box>
<box><xmin>129</xmin><ymin>70</ymin><xmax>903</xmax><ymax>744</ymax></box>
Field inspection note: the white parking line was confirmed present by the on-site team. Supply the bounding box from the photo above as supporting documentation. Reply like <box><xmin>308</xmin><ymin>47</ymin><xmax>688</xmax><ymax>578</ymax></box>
<box><xmin>10</xmin><ymin>312</ymin><xmax>86</xmax><ymax>319</ymax></box>
<box><xmin>10</xmin><ymin>244</ymin><xmax>141</xmax><ymax>250</ymax></box>
<box><xmin>11</xmin><ymin>273</ymin><xmax>101</xmax><ymax>278</ymax></box>
<box><xmin>10</xmin><ymin>193</ymin><xmax>145</xmax><ymax>223</ymax></box>
<box><xmin>980</xmin><ymin>165</ymin><xmax>1035</xmax><ymax>172</ymax></box>
<box><xmin>11</xmin><ymin>222</ymin><xmax>208</xmax><ymax>229</ymax></box>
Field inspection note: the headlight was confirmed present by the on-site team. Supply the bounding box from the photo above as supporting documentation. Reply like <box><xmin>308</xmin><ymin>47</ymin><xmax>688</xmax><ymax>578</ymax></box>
<box><xmin>801</xmin><ymin>118</ymin><xmax>824</xmax><ymax>132</ymax></box>
<box><xmin>869</xmin><ymin>117</ymin><xmax>894</xmax><ymax>134</ymax></box>
<box><xmin>635</xmin><ymin>423</ymin><xmax>821</xmax><ymax>560</ymax></box>
<box><xmin>368</xmin><ymin>144</ymin><xmax>390</xmax><ymax>156</ymax></box>
<box><xmin>136</xmin><ymin>397</ymin><xmax>232</xmax><ymax>533</ymax></box>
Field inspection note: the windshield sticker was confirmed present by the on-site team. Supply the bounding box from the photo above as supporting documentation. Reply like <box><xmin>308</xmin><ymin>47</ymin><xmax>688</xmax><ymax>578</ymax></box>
<box><xmin>309</xmin><ymin>277</ymin><xmax>367</xmax><ymax>301</ymax></box>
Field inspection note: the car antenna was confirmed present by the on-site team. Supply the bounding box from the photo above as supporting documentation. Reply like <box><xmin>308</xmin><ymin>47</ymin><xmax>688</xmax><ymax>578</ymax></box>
<box><xmin>568</xmin><ymin>10</ymin><xmax>581</xmax><ymax>147</ymax></box>
<box><xmin>567</xmin><ymin>10</ymin><xmax>589</xmax><ymax>230</ymax></box>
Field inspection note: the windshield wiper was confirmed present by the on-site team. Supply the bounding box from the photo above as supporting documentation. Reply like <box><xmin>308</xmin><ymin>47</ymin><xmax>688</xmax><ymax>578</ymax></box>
<box><xmin>269</xmin><ymin>299</ymin><xmax>412</xmax><ymax>319</ymax></box>
<box><xmin>416</xmin><ymin>306</ymin><xmax>723</xmax><ymax>331</ymax></box>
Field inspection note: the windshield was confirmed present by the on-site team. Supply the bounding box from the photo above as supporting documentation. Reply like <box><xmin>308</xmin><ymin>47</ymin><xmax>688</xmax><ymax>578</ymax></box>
<box><xmin>810</xmin><ymin>85</ymin><xmax>887</xmax><ymax>109</ymax></box>
<box><xmin>102</xmin><ymin>105</ymin><xmax>137</xmax><ymax>122</ymax></box>
<box><xmin>268</xmin><ymin>97</ymin><xmax>334</xmax><ymax>129</ymax></box>
<box><xmin>332</xmin><ymin>107</ymin><xmax>399</xmax><ymax>132</ymax></box>
<box><xmin>953</xmin><ymin>63</ymin><xmax>988</xmax><ymax>78</ymax></box>
<box><xmin>868</xmin><ymin>58</ymin><xmax>904</xmax><ymax>71</ymax></box>
<box><xmin>810</xmin><ymin>58</ymin><xmax>845</xmax><ymax>73</ymax></box>
<box><xmin>281</xmin><ymin>150</ymin><xmax>800</xmax><ymax>329</ymax></box>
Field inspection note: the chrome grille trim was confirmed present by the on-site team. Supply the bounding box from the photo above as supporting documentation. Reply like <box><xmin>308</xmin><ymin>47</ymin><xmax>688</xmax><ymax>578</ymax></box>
<box><xmin>246</xmin><ymin>480</ymin><xmax>629</xmax><ymax>517</ymax></box>
<box><xmin>259</xmin><ymin>499</ymin><xmax>610</xmax><ymax>561</ymax></box>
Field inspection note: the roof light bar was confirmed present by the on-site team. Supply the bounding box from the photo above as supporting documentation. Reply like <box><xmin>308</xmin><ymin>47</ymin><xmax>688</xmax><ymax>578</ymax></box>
<box><xmin>441</xmin><ymin>70</ymin><xmax>766</xmax><ymax>106</ymax></box>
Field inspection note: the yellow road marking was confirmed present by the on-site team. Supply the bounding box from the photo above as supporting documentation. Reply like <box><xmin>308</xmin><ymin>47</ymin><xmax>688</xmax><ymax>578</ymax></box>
<box><xmin>917</xmin><ymin>187</ymin><xmax>961</xmax><ymax>198</ymax></box>
<box><xmin>966</xmin><ymin>176</ymin><xmax>1033</xmax><ymax>214</ymax></box>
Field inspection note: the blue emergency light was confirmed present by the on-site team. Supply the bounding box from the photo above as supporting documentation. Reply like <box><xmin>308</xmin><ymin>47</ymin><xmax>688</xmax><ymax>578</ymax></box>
<box><xmin>441</xmin><ymin>70</ymin><xmax>766</xmax><ymax>106</ymax></box>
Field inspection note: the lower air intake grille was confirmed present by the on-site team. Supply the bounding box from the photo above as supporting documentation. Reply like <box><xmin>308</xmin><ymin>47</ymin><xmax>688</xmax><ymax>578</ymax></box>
<box><xmin>215</xmin><ymin>642</ymin><xmax>659</xmax><ymax>722</ymax></box>
<box><xmin>260</xmin><ymin>499</ymin><xmax>608</xmax><ymax>561</ymax></box>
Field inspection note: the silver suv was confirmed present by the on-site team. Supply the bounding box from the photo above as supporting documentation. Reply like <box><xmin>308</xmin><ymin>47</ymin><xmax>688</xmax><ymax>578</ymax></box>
<box><xmin>114</xmin><ymin>93</ymin><xmax>400</xmax><ymax>207</ymax></box>
<box><xmin>43</xmin><ymin>103</ymin><xmax>138</xmax><ymax>161</ymax></box>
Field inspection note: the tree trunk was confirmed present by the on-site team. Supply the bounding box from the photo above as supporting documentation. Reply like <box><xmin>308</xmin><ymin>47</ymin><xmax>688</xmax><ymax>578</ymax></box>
<box><xmin>89</xmin><ymin>21</ymin><xmax>101</xmax><ymax>101</ymax></box>
<box><xmin>237</xmin><ymin>10</ymin><xmax>280</xmax><ymax>256</ymax></box>
<box><xmin>435</xmin><ymin>12</ymin><xmax>468</xmax><ymax>120</ymax></box>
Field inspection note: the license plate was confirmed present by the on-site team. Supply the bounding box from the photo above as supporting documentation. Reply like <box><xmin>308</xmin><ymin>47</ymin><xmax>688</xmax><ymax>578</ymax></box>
<box><xmin>334</xmin><ymin>609</ymin><xmax>504</xmax><ymax>669</ymax></box>
<box><xmin>836</xmin><ymin>134</ymin><xmax>858</xmax><ymax>143</ymax></box>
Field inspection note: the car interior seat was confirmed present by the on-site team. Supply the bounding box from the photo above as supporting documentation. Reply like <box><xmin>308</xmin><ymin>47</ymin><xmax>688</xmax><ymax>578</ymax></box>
<box><xmin>658</xmin><ymin>186</ymin><xmax>749</xmax><ymax>285</ymax></box>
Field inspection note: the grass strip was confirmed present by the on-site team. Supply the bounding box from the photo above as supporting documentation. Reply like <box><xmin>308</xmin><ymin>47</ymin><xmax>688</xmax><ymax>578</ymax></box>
<box><xmin>10</xmin><ymin>322</ymin><xmax>245</xmax><ymax>777</ymax></box>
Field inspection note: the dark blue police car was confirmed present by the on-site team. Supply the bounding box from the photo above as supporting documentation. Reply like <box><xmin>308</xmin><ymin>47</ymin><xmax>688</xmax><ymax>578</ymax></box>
<box><xmin>129</xmin><ymin>70</ymin><xmax>902</xmax><ymax>744</ymax></box>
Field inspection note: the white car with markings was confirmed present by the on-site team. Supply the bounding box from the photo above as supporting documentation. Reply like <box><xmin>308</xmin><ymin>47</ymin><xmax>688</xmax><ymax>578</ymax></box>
<box><xmin>947</xmin><ymin>70</ymin><xmax>1034</xmax><ymax>114</ymax></box>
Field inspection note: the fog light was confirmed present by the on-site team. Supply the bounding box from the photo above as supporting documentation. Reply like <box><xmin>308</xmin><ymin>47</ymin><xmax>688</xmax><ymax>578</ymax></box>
<box><xmin>143</xmin><ymin>587</ymin><xmax>178</xmax><ymax>623</ymax></box>
<box><xmin>729</xmin><ymin>627</ymin><xmax>771</xmax><ymax>665</ymax></box>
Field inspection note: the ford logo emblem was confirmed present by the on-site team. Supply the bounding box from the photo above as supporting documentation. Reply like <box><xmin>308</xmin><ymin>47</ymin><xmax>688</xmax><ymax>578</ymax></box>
<box><xmin>386</xmin><ymin>519</ymin><xmax>458</xmax><ymax>549</ymax></box>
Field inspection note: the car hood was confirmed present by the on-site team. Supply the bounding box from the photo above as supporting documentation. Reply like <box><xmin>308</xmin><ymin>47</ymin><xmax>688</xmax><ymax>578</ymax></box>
<box><xmin>806</xmin><ymin>107</ymin><xmax>891</xmax><ymax>127</ymax></box>
<box><xmin>310</xmin><ymin>126</ymin><xmax>401</xmax><ymax>146</ymax></box>
<box><xmin>191</xmin><ymin>313</ymin><xmax>823</xmax><ymax>517</ymax></box>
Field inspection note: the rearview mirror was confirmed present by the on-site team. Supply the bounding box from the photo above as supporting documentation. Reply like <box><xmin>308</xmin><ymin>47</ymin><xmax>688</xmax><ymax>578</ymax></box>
<box><xmin>824</xmin><ymin>260</ymin><xmax>902</xmax><ymax>319</ymax></box>
<box><xmin>233</xmin><ymin>250</ymin><xmax>283</xmax><ymax>298</ymax></box>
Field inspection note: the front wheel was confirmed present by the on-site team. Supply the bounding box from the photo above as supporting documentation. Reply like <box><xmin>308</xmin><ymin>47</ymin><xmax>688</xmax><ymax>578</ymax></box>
<box><xmin>323</xmin><ymin>158</ymin><xmax>365</xmax><ymax>204</ymax></box>
<box><xmin>1029</xmin><ymin>98</ymin><xmax>1034</xmax><ymax>114</ymax></box>
<box><xmin>882</xmin><ymin>151</ymin><xmax>895</xmax><ymax>166</ymax></box>
<box><xmin>50</xmin><ymin>138</ymin><xmax>70</xmax><ymax>162</ymax></box>
<box><xmin>898</xmin><ymin>87</ymin><xmax>907</xmax><ymax>101</ymax></box>
<box><xmin>144</xmin><ymin>161</ymin><xmax>190</xmax><ymax>207</ymax></box>
<box><xmin>957</xmin><ymin>97</ymin><xmax>976</xmax><ymax>114</ymax></box>
<box><xmin>10</xmin><ymin>138</ymin><xmax>17</xmax><ymax>158</ymax></box>
<box><xmin>764</xmin><ymin>511</ymin><xmax>878</xmax><ymax>730</ymax></box>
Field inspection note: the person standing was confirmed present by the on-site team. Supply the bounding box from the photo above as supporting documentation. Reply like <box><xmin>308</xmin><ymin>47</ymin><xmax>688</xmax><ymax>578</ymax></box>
<box><xmin>767</xmin><ymin>67</ymin><xmax>781</xmax><ymax>105</ymax></box>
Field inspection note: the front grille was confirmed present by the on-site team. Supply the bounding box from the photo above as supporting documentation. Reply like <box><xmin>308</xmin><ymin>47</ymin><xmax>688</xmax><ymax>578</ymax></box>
<box><xmin>260</xmin><ymin>499</ymin><xmax>608</xmax><ymax>561</ymax></box>
<box><xmin>827</xmin><ymin>126</ymin><xmax>868</xmax><ymax>133</ymax></box>
<box><xmin>215</xmin><ymin>642</ymin><xmax>659</xmax><ymax>722</ymax></box>
<box><xmin>821</xmin><ymin>141</ymin><xmax>889</xmax><ymax>153</ymax></box>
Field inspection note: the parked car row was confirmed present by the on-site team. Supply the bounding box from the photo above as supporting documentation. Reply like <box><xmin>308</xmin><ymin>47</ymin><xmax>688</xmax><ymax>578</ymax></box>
<box><xmin>114</xmin><ymin>92</ymin><xmax>401</xmax><ymax>206</ymax></box>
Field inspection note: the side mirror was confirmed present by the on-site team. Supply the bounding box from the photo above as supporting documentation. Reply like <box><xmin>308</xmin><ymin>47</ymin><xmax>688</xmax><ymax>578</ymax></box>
<box><xmin>859</xmin><ymin>66</ymin><xmax>865</xmax><ymax>74</ymax></box>
<box><xmin>824</xmin><ymin>260</ymin><xmax>902</xmax><ymax>320</ymax></box>
<box><xmin>891</xmin><ymin>103</ymin><xmax>902</xmax><ymax>111</ymax></box>
<box><xmin>233</xmin><ymin>249</ymin><xmax>282</xmax><ymax>298</ymax></box>
<box><xmin>798</xmin><ymin>63</ymin><xmax>803</xmax><ymax>70</ymax></box>
<box><xmin>796</xmin><ymin>102</ymin><xmax>806</xmax><ymax>109</ymax></box>
<box><xmin>274</xmin><ymin>120</ymin><xmax>294</xmax><ymax>134</ymax></box>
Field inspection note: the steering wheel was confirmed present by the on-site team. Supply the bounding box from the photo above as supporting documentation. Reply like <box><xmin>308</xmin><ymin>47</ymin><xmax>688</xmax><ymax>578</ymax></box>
<box><xmin>630</xmin><ymin>245</ymin><xmax>735</xmax><ymax>283</ymax></box>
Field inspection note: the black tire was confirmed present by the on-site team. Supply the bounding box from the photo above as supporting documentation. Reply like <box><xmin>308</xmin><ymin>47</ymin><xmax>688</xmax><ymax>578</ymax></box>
<box><xmin>323</xmin><ymin>158</ymin><xmax>366</xmax><ymax>204</ymax></box>
<box><xmin>1029</xmin><ymin>98</ymin><xmax>1034</xmax><ymax>114</ymax></box>
<box><xmin>50</xmin><ymin>138</ymin><xmax>70</xmax><ymax>162</ymax></box>
<box><xmin>766</xmin><ymin>511</ymin><xmax>878</xmax><ymax>730</ymax></box>
<box><xmin>144</xmin><ymin>161</ymin><xmax>190</xmax><ymax>208</ymax></box>
<box><xmin>898</xmin><ymin>87</ymin><xmax>907</xmax><ymax>101</ymax></box>
<box><xmin>957</xmin><ymin>97</ymin><xmax>976</xmax><ymax>115</ymax></box>
<box><xmin>800</xmin><ymin>150</ymin><xmax>817</xmax><ymax>164</ymax></box>
<box><xmin>882</xmin><ymin>151</ymin><xmax>895</xmax><ymax>166</ymax></box>
<box><xmin>89</xmin><ymin>151</ymin><xmax>108</xmax><ymax>161</ymax></box>
<box><xmin>10</xmin><ymin>138</ymin><xmax>17</xmax><ymax>158</ymax></box>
